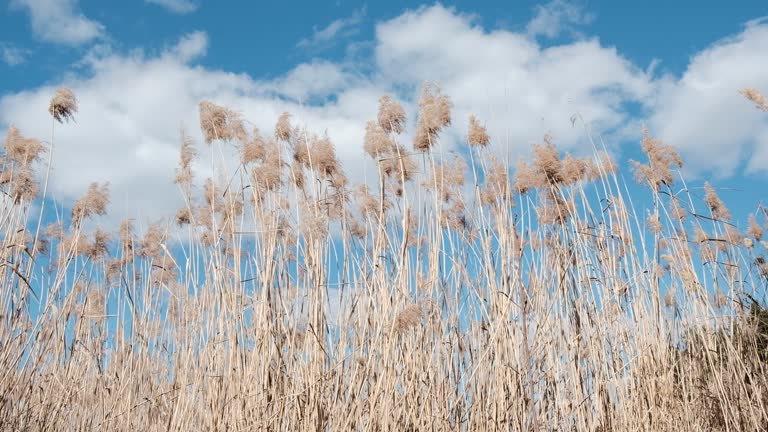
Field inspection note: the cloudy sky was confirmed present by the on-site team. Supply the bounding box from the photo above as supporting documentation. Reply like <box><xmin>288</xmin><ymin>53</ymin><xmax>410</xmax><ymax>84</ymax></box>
<box><xmin>0</xmin><ymin>1</ymin><xmax>766</xmax><ymax>226</ymax></box>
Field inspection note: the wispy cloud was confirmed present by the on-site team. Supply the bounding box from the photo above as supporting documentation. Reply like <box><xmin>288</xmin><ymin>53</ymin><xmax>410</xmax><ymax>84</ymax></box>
<box><xmin>526</xmin><ymin>0</ymin><xmax>594</xmax><ymax>39</ymax></box>
<box><xmin>297</xmin><ymin>7</ymin><xmax>366</xmax><ymax>50</ymax></box>
<box><xmin>168</xmin><ymin>31</ymin><xmax>208</xmax><ymax>62</ymax></box>
<box><xmin>9</xmin><ymin>0</ymin><xmax>104</xmax><ymax>46</ymax></box>
<box><xmin>1</xmin><ymin>44</ymin><xmax>30</xmax><ymax>66</ymax></box>
<box><xmin>145</xmin><ymin>0</ymin><xmax>199</xmax><ymax>14</ymax></box>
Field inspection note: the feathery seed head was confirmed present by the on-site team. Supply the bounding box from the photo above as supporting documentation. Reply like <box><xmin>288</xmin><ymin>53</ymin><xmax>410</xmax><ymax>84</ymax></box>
<box><xmin>514</xmin><ymin>160</ymin><xmax>538</xmax><ymax>194</ymax></box>
<box><xmin>481</xmin><ymin>157</ymin><xmax>511</xmax><ymax>206</ymax></box>
<box><xmin>0</xmin><ymin>165</ymin><xmax>39</xmax><ymax>203</ymax></box>
<box><xmin>3</xmin><ymin>126</ymin><xmax>46</xmax><ymax>166</ymax></box>
<box><xmin>377</xmin><ymin>95</ymin><xmax>406</xmax><ymax>134</ymax></box>
<box><xmin>242</xmin><ymin>128</ymin><xmax>266</xmax><ymax>164</ymax></box>
<box><xmin>174</xmin><ymin>130</ymin><xmax>196</xmax><ymax>186</ymax></box>
<box><xmin>532</xmin><ymin>137</ymin><xmax>563</xmax><ymax>185</ymax></box>
<box><xmin>703</xmin><ymin>182</ymin><xmax>731</xmax><ymax>220</ymax></box>
<box><xmin>363</xmin><ymin>120</ymin><xmax>394</xmax><ymax>158</ymax></box>
<box><xmin>394</xmin><ymin>303</ymin><xmax>423</xmax><ymax>335</ymax></box>
<box><xmin>748</xmin><ymin>214</ymin><xmax>763</xmax><ymax>241</ymax></box>
<box><xmin>198</xmin><ymin>100</ymin><xmax>245</xmax><ymax>144</ymax></box>
<box><xmin>740</xmin><ymin>87</ymin><xmax>768</xmax><ymax>111</ymax></box>
<box><xmin>631</xmin><ymin>131</ymin><xmax>682</xmax><ymax>191</ymax></box>
<box><xmin>414</xmin><ymin>83</ymin><xmax>452</xmax><ymax>152</ymax></box>
<box><xmin>467</xmin><ymin>115</ymin><xmax>490</xmax><ymax>147</ymax></box>
<box><xmin>379</xmin><ymin>144</ymin><xmax>416</xmax><ymax>182</ymax></box>
<box><xmin>253</xmin><ymin>138</ymin><xmax>283</xmax><ymax>193</ymax></box>
<box><xmin>139</xmin><ymin>223</ymin><xmax>166</xmax><ymax>259</ymax></box>
<box><xmin>85</xmin><ymin>229</ymin><xmax>111</xmax><ymax>260</ymax></box>
<box><xmin>49</xmin><ymin>88</ymin><xmax>78</xmax><ymax>123</ymax></box>
<box><xmin>175</xmin><ymin>207</ymin><xmax>192</xmax><ymax>226</ymax></box>
<box><xmin>560</xmin><ymin>154</ymin><xmax>589</xmax><ymax>185</ymax></box>
<box><xmin>71</xmin><ymin>182</ymin><xmax>110</xmax><ymax>225</ymax></box>
<box><xmin>275</xmin><ymin>112</ymin><xmax>292</xmax><ymax>141</ymax></box>
<box><xmin>586</xmin><ymin>151</ymin><xmax>617</xmax><ymax>181</ymax></box>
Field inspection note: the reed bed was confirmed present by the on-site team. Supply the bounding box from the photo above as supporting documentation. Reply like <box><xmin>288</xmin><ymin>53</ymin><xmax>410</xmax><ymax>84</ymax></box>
<box><xmin>0</xmin><ymin>85</ymin><xmax>767</xmax><ymax>431</ymax></box>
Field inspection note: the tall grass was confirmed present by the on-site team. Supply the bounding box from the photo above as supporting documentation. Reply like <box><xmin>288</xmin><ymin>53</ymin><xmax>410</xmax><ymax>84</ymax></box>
<box><xmin>0</xmin><ymin>85</ymin><xmax>767</xmax><ymax>431</ymax></box>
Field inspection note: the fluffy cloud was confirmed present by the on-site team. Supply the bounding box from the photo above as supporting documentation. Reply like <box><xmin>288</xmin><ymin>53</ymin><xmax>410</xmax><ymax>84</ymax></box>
<box><xmin>374</xmin><ymin>5</ymin><xmax>650</xmax><ymax>155</ymax></box>
<box><xmin>145</xmin><ymin>0</ymin><xmax>199</xmax><ymax>14</ymax></box>
<box><xmin>0</xmin><ymin>33</ymin><xmax>381</xmax><ymax>228</ymax></box>
<box><xmin>1</xmin><ymin>5</ymin><xmax>764</xmax><ymax>227</ymax></box>
<box><xmin>647</xmin><ymin>18</ymin><xmax>768</xmax><ymax>177</ymax></box>
<box><xmin>10</xmin><ymin>0</ymin><xmax>104</xmax><ymax>46</ymax></box>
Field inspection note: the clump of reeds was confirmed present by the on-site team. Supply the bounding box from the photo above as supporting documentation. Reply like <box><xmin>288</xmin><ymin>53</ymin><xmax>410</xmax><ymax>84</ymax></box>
<box><xmin>0</xmin><ymin>82</ymin><xmax>766</xmax><ymax>432</ymax></box>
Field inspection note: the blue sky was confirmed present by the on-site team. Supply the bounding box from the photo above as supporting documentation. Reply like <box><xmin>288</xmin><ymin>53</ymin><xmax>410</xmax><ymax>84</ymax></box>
<box><xmin>2</xmin><ymin>1</ymin><xmax>765</xmax><ymax>89</ymax></box>
<box><xmin>0</xmin><ymin>0</ymin><xmax>767</xmax><ymax>228</ymax></box>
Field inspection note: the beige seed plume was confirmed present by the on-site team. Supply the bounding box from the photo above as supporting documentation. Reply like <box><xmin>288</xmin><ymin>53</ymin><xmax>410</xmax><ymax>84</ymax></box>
<box><xmin>377</xmin><ymin>95</ymin><xmax>406</xmax><ymax>134</ymax></box>
<box><xmin>560</xmin><ymin>154</ymin><xmax>588</xmax><ymax>185</ymax></box>
<box><xmin>174</xmin><ymin>129</ymin><xmax>196</xmax><ymax>186</ymax></box>
<box><xmin>532</xmin><ymin>137</ymin><xmax>563</xmax><ymax>185</ymax></box>
<box><xmin>394</xmin><ymin>303</ymin><xmax>423</xmax><ymax>335</ymax></box>
<box><xmin>198</xmin><ymin>100</ymin><xmax>245</xmax><ymax>144</ymax></box>
<box><xmin>85</xmin><ymin>229</ymin><xmax>111</xmax><ymax>260</ymax></box>
<box><xmin>631</xmin><ymin>131</ymin><xmax>682</xmax><ymax>191</ymax></box>
<box><xmin>414</xmin><ymin>83</ymin><xmax>452</xmax><ymax>152</ymax></box>
<box><xmin>0</xmin><ymin>166</ymin><xmax>39</xmax><ymax>203</ymax></box>
<box><xmin>71</xmin><ymin>182</ymin><xmax>110</xmax><ymax>225</ymax></box>
<box><xmin>379</xmin><ymin>144</ymin><xmax>416</xmax><ymax>182</ymax></box>
<box><xmin>586</xmin><ymin>151</ymin><xmax>617</xmax><ymax>180</ymax></box>
<box><xmin>647</xmin><ymin>211</ymin><xmax>662</xmax><ymax>235</ymax></box>
<box><xmin>363</xmin><ymin>120</ymin><xmax>394</xmax><ymax>158</ymax></box>
<box><xmin>3</xmin><ymin>126</ymin><xmax>46</xmax><ymax>166</ymax></box>
<box><xmin>252</xmin><ymin>139</ymin><xmax>282</xmax><ymax>193</ymax></box>
<box><xmin>139</xmin><ymin>223</ymin><xmax>166</xmax><ymax>259</ymax></box>
<box><xmin>748</xmin><ymin>214</ymin><xmax>763</xmax><ymax>241</ymax></box>
<box><xmin>175</xmin><ymin>207</ymin><xmax>192</xmax><ymax>226</ymax></box>
<box><xmin>703</xmin><ymin>182</ymin><xmax>731</xmax><ymax>220</ymax></box>
<box><xmin>467</xmin><ymin>115</ymin><xmax>490</xmax><ymax>147</ymax></box>
<box><xmin>514</xmin><ymin>160</ymin><xmax>538</xmax><ymax>194</ymax></box>
<box><xmin>242</xmin><ymin>128</ymin><xmax>266</xmax><ymax>164</ymax></box>
<box><xmin>480</xmin><ymin>157</ymin><xmax>511</xmax><ymax>206</ymax></box>
<box><xmin>49</xmin><ymin>88</ymin><xmax>78</xmax><ymax>123</ymax></box>
<box><xmin>308</xmin><ymin>134</ymin><xmax>343</xmax><ymax>180</ymax></box>
<box><xmin>275</xmin><ymin>112</ymin><xmax>292</xmax><ymax>141</ymax></box>
<box><xmin>740</xmin><ymin>88</ymin><xmax>768</xmax><ymax>112</ymax></box>
<box><xmin>289</xmin><ymin>160</ymin><xmax>306</xmax><ymax>190</ymax></box>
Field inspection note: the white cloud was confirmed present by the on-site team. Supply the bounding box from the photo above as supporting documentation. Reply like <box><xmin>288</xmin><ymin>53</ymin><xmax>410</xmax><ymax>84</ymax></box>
<box><xmin>1</xmin><ymin>4</ymin><xmax>764</xmax><ymax>228</ymax></box>
<box><xmin>145</xmin><ymin>0</ymin><xmax>199</xmax><ymax>14</ymax></box>
<box><xmin>527</xmin><ymin>0</ymin><xmax>594</xmax><ymax>39</ymax></box>
<box><xmin>264</xmin><ymin>61</ymin><xmax>358</xmax><ymax>101</ymax></box>
<box><xmin>297</xmin><ymin>8</ymin><xmax>366</xmax><ymax>49</ymax></box>
<box><xmin>375</xmin><ymin>5</ymin><xmax>650</xmax><ymax>156</ymax></box>
<box><xmin>0</xmin><ymin>33</ymin><xmax>380</xmax><ymax>227</ymax></box>
<box><xmin>1</xmin><ymin>44</ymin><xmax>29</xmax><ymax>66</ymax></box>
<box><xmin>10</xmin><ymin>0</ymin><xmax>104</xmax><ymax>46</ymax></box>
<box><xmin>647</xmin><ymin>18</ymin><xmax>768</xmax><ymax>177</ymax></box>
<box><xmin>169</xmin><ymin>31</ymin><xmax>208</xmax><ymax>62</ymax></box>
